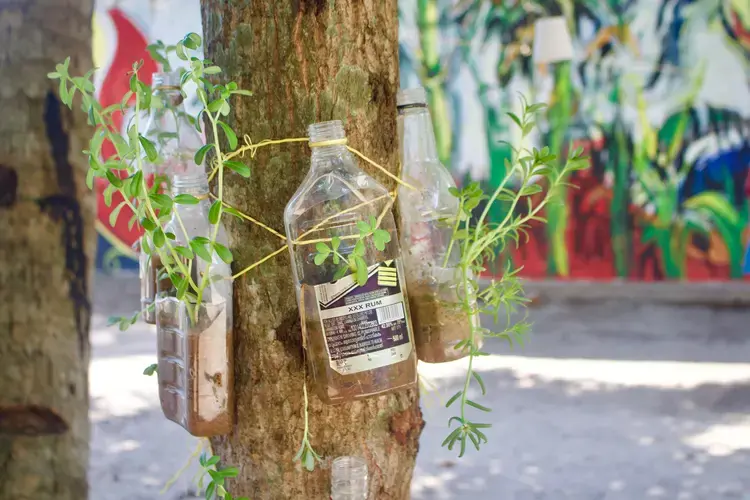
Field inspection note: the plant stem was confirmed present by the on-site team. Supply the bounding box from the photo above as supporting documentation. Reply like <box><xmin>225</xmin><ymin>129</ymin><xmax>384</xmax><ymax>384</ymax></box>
<box><xmin>442</xmin><ymin>197</ymin><xmax>464</xmax><ymax>268</ymax></box>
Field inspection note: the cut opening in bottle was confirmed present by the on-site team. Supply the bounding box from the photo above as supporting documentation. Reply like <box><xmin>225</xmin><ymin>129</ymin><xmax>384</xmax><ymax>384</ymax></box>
<box><xmin>396</xmin><ymin>87</ymin><xmax>428</xmax><ymax>109</ymax></box>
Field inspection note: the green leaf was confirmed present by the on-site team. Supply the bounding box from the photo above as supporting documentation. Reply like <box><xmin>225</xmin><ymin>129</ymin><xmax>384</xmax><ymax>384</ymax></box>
<box><xmin>224</xmin><ymin>160</ymin><xmax>250</xmax><ymax>178</ymax></box>
<box><xmin>353</xmin><ymin>239</ymin><xmax>365</xmax><ymax>256</ymax></box>
<box><xmin>194</xmin><ymin>144</ymin><xmax>214</xmax><ymax>165</ymax></box>
<box><xmin>176</xmin><ymin>277</ymin><xmax>189</xmax><ymax>300</ymax></box>
<box><xmin>205</xmin><ymin>455</ymin><xmax>220</xmax><ymax>467</ymax></box>
<box><xmin>213</xmin><ymin>242</ymin><xmax>233</xmax><ymax>264</ymax></box>
<box><xmin>153</xmin><ymin>229</ymin><xmax>166</xmax><ymax>248</ymax></box>
<box><xmin>141</xmin><ymin>217</ymin><xmax>157</xmax><ymax>231</ymax></box>
<box><xmin>174</xmin><ymin>245</ymin><xmax>194</xmax><ymax>259</ymax></box>
<box><xmin>139</xmin><ymin>135</ymin><xmax>158</xmax><ymax>161</ymax></box>
<box><xmin>105</xmin><ymin>170</ymin><xmax>123</xmax><ymax>188</ymax></box>
<box><xmin>143</xmin><ymin>363</ymin><xmax>158</xmax><ymax>376</ymax></box>
<box><xmin>356</xmin><ymin>220</ymin><xmax>370</xmax><ymax>234</ymax></box>
<box><xmin>314</xmin><ymin>253</ymin><xmax>328</xmax><ymax>266</ymax></box>
<box><xmin>506</xmin><ymin>112</ymin><xmax>522</xmax><ymax>129</ymax></box>
<box><xmin>174</xmin><ymin>194</ymin><xmax>200</xmax><ymax>205</ymax></box>
<box><xmin>355</xmin><ymin>256</ymin><xmax>368</xmax><ymax>286</ymax></box>
<box><xmin>372</xmin><ymin>229</ymin><xmax>391</xmax><ymax>251</ymax></box>
<box><xmin>106</xmin><ymin>315</ymin><xmax>122</xmax><ymax>326</ymax></box>
<box><xmin>220</xmin><ymin>101</ymin><xmax>230</xmax><ymax>116</ymax></box>
<box><xmin>218</xmin><ymin>121</ymin><xmax>238</xmax><ymax>150</ymax></box>
<box><xmin>207</xmin><ymin>99</ymin><xmax>225</xmax><ymax>113</ymax></box>
<box><xmin>190</xmin><ymin>239</ymin><xmax>212</xmax><ymax>262</ymax></box>
<box><xmin>203</xmin><ymin>66</ymin><xmax>222</xmax><ymax>75</ymax></box>
<box><xmin>441</xmin><ymin>426</ymin><xmax>463</xmax><ymax>447</ymax></box>
<box><xmin>526</xmin><ymin>102</ymin><xmax>547</xmax><ymax>113</ymax></box>
<box><xmin>315</xmin><ymin>242</ymin><xmax>330</xmax><ymax>256</ymax></box>
<box><xmin>219</xmin><ymin>466</ymin><xmax>239</xmax><ymax>478</ymax></box>
<box><xmin>149</xmin><ymin>193</ymin><xmax>173</xmax><ymax>211</ymax></box>
<box><xmin>47</xmin><ymin>72</ymin><xmax>60</xmax><ymax>79</ymax></box>
<box><xmin>205</xmin><ymin>482</ymin><xmax>216</xmax><ymax>500</ymax></box>
<box><xmin>208</xmin><ymin>200</ymin><xmax>221</xmax><ymax>224</ymax></box>
<box><xmin>466</xmin><ymin>400</ymin><xmax>492</xmax><ymax>412</ymax></box>
<box><xmin>186</xmin><ymin>32</ymin><xmax>202</xmax><ymax>48</ymax></box>
<box><xmin>85</xmin><ymin>168</ymin><xmax>95</xmax><ymax>190</ymax></box>
<box><xmin>231</xmin><ymin>89</ymin><xmax>253</xmax><ymax>97</ymax></box>
<box><xmin>303</xmin><ymin>450</ymin><xmax>315</xmax><ymax>472</ymax></box>
<box><xmin>521</xmin><ymin>184</ymin><xmax>543</xmax><ymax>196</ymax></box>
<box><xmin>109</xmin><ymin>201</ymin><xmax>127</xmax><ymax>227</ymax></box>
<box><xmin>331</xmin><ymin>237</ymin><xmax>341</xmax><ymax>252</ymax></box>
<box><xmin>445</xmin><ymin>390</ymin><xmax>462</xmax><ymax>408</ymax></box>
<box><xmin>129</xmin><ymin>170</ymin><xmax>143</xmax><ymax>198</ymax></box>
<box><xmin>472</xmin><ymin>371</ymin><xmax>486</xmax><ymax>395</ymax></box>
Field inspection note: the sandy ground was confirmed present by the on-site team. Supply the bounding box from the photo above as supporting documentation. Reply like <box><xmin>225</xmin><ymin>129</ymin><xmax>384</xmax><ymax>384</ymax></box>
<box><xmin>89</xmin><ymin>273</ymin><xmax>750</xmax><ymax>499</ymax></box>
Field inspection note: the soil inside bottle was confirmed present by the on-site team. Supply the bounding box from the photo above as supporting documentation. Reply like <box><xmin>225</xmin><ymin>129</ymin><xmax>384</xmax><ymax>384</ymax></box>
<box><xmin>407</xmin><ymin>281</ymin><xmax>474</xmax><ymax>363</ymax></box>
<box><xmin>301</xmin><ymin>284</ymin><xmax>417</xmax><ymax>404</ymax></box>
<box><xmin>158</xmin><ymin>304</ymin><xmax>234</xmax><ymax>436</ymax></box>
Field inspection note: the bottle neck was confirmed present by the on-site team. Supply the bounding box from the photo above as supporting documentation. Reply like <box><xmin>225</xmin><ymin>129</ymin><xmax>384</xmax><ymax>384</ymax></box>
<box><xmin>310</xmin><ymin>144</ymin><xmax>352</xmax><ymax>174</ymax></box>
<box><xmin>398</xmin><ymin>105</ymin><xmax>439</xmax><ymax>167</ymax></box>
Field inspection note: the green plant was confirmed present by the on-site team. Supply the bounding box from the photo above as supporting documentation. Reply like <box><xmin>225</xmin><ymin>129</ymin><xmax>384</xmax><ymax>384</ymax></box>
<box><xmin>441</xmin><ymin>97</ymin><xmax>589</xmax><ymax>456</ymax></box>
<box><xmin>49</xmin><ymin>32</ymin><xmax>323</xmax><ymax>477</ymax></box>
<box><xmin>198</xmin><ymin>453</ymin><xmax>247</xmax><ymax>500</ymax></box>
<box><xmin>48</xmin><ymin>34</ymin><xmax>251</xmax><ymax>328</ymax></box>
<box><xmin>312</xmin><ymin>216</ymin><xmax>392</xmax><ymax>285</ymax></box>
<box><xmin>52</xmin><ymin>28</ymin><xmax>586</xmax><ymax>486</ymax></box>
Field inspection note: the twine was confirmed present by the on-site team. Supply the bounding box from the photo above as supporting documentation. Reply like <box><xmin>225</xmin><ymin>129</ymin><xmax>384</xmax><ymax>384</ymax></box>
<box><xmin>205</xmin><ymin>134</ymin><xmax>416</xmax><ymax>280</ymax></box>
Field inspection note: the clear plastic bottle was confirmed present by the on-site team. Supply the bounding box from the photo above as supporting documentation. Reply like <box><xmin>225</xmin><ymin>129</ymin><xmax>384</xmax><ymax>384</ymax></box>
<box><xmin>285</xmin><ymin>120</ymin><xmax>417</xmax><ymax>404</ymax></box>
<box><xmin>138</xmin><ymin>71</ymin><xmax>185</xmax><ymax>324</ymax></box>
<box><xmin>153</xmin><ymin>78</ymin><xmax>234</xmax><ymax>436</ymax></box>
<box><xmin>137</xmin><ymin>239</ymin><xmax>156</xmax><ymax>324</ymax></box>
<box><xmin>396</xmin><ymin>87</ymin><xmax>477</xmax><ymax>363</ymax></box>
<box><xmin>330</xmin><ymin>456</ymin><xmax>368</xmax><ymax>500</ymax></box>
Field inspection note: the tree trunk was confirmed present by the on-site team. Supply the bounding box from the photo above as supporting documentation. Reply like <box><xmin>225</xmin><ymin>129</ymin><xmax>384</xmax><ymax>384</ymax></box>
<box><xmin>200</xmin><ymin>1</ymin><xmax>423</xmax><ymax>498</ymax></box>
<box><xmin>0</xmin><ymin>1</ymin><xmax>94</xmax><ymax>499</ymax></box>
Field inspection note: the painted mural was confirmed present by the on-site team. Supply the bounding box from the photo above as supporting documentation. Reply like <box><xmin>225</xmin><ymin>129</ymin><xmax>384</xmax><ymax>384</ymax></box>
<box><xmin>399</xmin><ymin>0</ymin><xmax>750</xmax><ymax>281</ymax></box>
<box><xmin>92</xmin><ymin>0</ymin><xmax>201</xmax><ymax>270</ymax></box>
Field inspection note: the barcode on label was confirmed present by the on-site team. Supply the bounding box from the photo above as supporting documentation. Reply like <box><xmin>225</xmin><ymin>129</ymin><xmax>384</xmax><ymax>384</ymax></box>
<box><xmin>376</xmin><ymin>303</ymin><xmax>405</xmax><ymax>325</ymax></box>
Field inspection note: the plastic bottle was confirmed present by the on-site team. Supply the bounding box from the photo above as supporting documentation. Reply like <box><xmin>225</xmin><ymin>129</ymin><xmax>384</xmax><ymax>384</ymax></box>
<box><xmin>396</xmin><ymin>87</ymin><xmax>477</xmax><ymax>363</ymax></box>
<box><xmin>138</xmin><ymin>71</ymin><xmax>184</xmax><ymax>324</ymax></box>
<box><xmin>152</xmin><ymin>74</ymin><xmax>234</xmax><ymax>436</ymax></box>
<box><xmin>284</xmin><ymin>120</ymin><xmax>417</xmax><ymax>404</ymax></box>
<box><xmin>330</xmin><ymin>456</ymin><xmax>368</xmax><ymax>500</ymax></box>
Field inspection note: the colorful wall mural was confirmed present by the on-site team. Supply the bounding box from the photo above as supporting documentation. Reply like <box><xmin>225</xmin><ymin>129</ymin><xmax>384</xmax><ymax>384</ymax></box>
<box><xmin>92</xmin><ymin>0</ymin><xmax>201</xmax><ymax>271</ymax></box>
<box><xmin>399</xmin><ymin>0</ymin><xmax>750</xmax><ymax>281</ymax></box>
<box><xmin>92</xmin><ymin>0</ymin><xmax>749</xmax><ymax>282</ymax></box>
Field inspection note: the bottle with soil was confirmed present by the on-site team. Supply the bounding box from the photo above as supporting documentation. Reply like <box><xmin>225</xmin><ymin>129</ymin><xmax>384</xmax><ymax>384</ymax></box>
<box><xmin>284</xmin><ymin>120</ymin><xmax>417</xmax><ymax>405</ymax></box>
<box><xmin>153</xmin><ymin>78</ymin><xmax>234</xmax><ymax>437</ymax></box>
<box><xmin>330</xmin><ymin>456</ymin><xmax>368</xmax><ymax>500</ymax></box>
<box><xmin>396</xmin><ymin>87</ymin><xmax>477</xmax><ymax>363</ymax></box>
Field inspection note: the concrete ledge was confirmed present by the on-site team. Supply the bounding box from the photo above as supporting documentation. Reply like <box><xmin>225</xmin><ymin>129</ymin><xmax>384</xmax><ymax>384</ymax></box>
<box><xmin>486</xmin><ymin>279</ymin><xmax>750</xmax><ymax>307</ymax></box>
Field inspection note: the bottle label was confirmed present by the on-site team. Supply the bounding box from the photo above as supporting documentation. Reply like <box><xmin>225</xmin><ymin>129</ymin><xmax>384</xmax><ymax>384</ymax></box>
<box><xmin>313</xmin><ymin>260</ymin><xmax>413</xmax><ymax>375</ymax></box>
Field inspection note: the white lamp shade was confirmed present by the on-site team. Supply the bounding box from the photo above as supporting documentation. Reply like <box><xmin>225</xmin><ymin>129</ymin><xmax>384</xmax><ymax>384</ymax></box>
<box><xmin>533</xmin><ymin>16</ymin><xmax>574</xmax><ymax>64</ymax></box>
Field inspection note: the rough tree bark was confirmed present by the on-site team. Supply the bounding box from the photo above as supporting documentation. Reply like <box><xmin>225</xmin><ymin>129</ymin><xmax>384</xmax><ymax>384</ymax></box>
<box><xmin>200</xmin><ymin>1</ymin><xmax>423</xmax><ymax>498</ymax></box>
<box><xmin>0</xmin><ymin>1</ymin><xmax>94</xmax><ymax>498</ymax></box>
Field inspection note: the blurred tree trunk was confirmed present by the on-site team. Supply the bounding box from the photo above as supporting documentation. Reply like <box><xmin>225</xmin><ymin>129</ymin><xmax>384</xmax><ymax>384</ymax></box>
<box><xmin>200</xmin><ymin>1</ymin><xmax>423</xmax><ymax>498</ymax></box>
<box><xmin>0</xmin><ymin>1</ymin><xmax>95</xmax><ymax>499</ymax></box>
